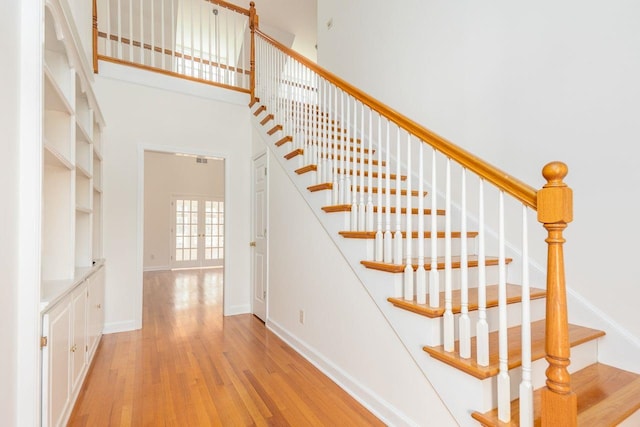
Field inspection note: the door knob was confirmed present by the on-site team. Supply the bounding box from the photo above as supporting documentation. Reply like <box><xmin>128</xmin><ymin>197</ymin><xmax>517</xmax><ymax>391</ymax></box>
<box><xmin>249</xmin><ymin>241</ymin><xmax>256</xmax><ymax>247</ymax></box>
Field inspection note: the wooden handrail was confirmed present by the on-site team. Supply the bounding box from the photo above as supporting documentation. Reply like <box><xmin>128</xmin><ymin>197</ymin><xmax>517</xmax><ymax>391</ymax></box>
<box><xmin>537</xmin><ymin>162</ymin><xmax>576</xmax><ymax>426</ymax></box>
<box><xmin>97</xmin><ymin>32</ymin><xmax>250</xmax><ymax>75</ymax></box>
<box><xmin>206</xmin><ymin>0</ymin><xmax>250</xmax><ymax>16</ymax></box>
<box><xmin>97</xmin><ymin>55</ymin><xmax>251</xmax><ymax>94</ymax></box>
<box><xmin>255</xmin><ymin>29</ymin><xmax>538</xmax><ymax>209</ymax></box>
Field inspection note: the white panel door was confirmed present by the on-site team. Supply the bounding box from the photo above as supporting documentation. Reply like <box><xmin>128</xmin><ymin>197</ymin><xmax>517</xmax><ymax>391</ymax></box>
<box><xmin>171</xmin><ymin>196</ymin><xmax>224</xmax><ymax>269</ymax></box>
<box><xmin>252</xmin><ymin>154</ymin><xmax>268</xmax><ymax>321</ymax></box>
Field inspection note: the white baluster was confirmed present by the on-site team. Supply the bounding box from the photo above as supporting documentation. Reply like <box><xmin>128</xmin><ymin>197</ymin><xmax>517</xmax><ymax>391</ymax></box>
<box><xmin>393</xmin><ymin>127</ymin><xmax>403</xmax><ymax>266</ymax></box>
<box><xmin>179</xmin><ymin>0</ymin><xmax>184</xmax><ymax>72</ymax></box>
<box><xmin>498</xmin><ymin>191</ymin><xmax>511</xmax><ymax>423</ymax></box>
<box><xmin>416</xmin><ymin>140</ymin><xmax>426</xmax><ymax>305</ymax></box>
<box><xmin>215</xmin><ymin>8</ymin><xmax>219</xmax><ymax>82</ymax></box>
<box><xmin>404</xmin><ymin>132</ymin><xmax>414</xmax><ymax>300</ymax></box>
<box><xmin>150</xmin><ymin>0</ymin><xmax>155</xmax><ymax>68</ymax></box>
<box><xmin>476</xmin><ymin>179</ymin><xmax>489</xmax><ymax>366</ymax></box>
<box><xmin>443</xmin><ymin>158</ymin><xmax>454</xmax><ymax>352</ymax></box>
<box><xmin>105</xmin><ymin>0</ymin><xmax>111</xmax><ymax>57</ymax></box>
<box><xmin>358</xmin><ymin>103</ymin><xmax>366</xmax><ymax>231</ymax></box>
<box><xmin>338</xmin><ymin>91</ymin><xmax>346</xmax><ymax>205</ymax></box>
<box><xmin>374</xmin><ymin>115</ymin><xmax>383</xmax><ymax>261</ymax></box>
<box><xmin>224</xmin><ymin>9</ymin><xmax>229</xmax><ymax>83</ymax></box>
<box><xmin>170</xmin><ymin>0</ymin><xmax>175</xmax><ymax>71</ymax></box>
<box><xmin>383</xmin><ymin>121</ymin><xmax>392</xmax><ymax>263</ymax></box>
<box><xmin>160</xmin><ymin>0</ymin><xmax>162</xmax><ymax>70</ymax></box>
<box><xmin>345</xmin><ymin>96</ymin><xmax>352</xmax><ymax>207</ymax></box>
<box><xmin>366</xmin><ymin>109</ymin><xmax>374</xmax><ymax>232</ymax></box>
<box><xmin>128</xmin><ymin>0</ymin><xmax>133</xmax><ymax>59</ymax></box>
<box><xmin>520</xmin><ymin>205</ymin><xmax>533</xmax><ymax>427</ymax></box>
<box><xmin>459</xmin><ymin>168</ymin><xmax>470</xmax><ymax>359</ymax></box>
<box><xmin>332</xmin><ymin>85</ymin><xmax>339</xmax><ymax>205</ymax></box>
<box><xmin>429</xmin><ymin>148</ymin><xmax>439</xmax><ymax>308</ymax></box>
<box><xmin>116</xmin><ymin>0</ymin><xmax>121</xmax><ymax>58</ymax></box>
<box><xmin>350</xmin><ymin>99</ymin><xmax>358</xmax><ymax>231</ymax></box>
<box><xmin>207</xmin><ymin>3</ymin><xmax>212</xmax><ymax>79</ymax></box>
<box><xmin>140</xmin><ymin>0</ymin><xmax>145</xmax><ymax>63</ymax></box>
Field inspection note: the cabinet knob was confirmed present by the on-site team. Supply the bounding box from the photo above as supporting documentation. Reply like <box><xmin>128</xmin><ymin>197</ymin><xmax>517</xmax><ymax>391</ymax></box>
<box><xmin>70</xmin><ymin>344</ymin><xmax>77</xmax><ymax>353</ymax></box>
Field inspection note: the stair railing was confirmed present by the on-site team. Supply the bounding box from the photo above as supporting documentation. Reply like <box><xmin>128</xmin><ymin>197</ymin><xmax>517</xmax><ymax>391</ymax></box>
<box><xmin>93</xmin><ymin>0</ymin><xmax>251</xmax><ymax>93</ymax></box>
<box><xmin>252</xmin><ymin>26</ymin><xmax>576</xmax><ymax>425</ymax></box>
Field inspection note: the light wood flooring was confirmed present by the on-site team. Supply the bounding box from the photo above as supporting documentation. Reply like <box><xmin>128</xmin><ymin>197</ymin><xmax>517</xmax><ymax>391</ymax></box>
<box><xmin>68</xmin><ymin>269</ymin><xmax>384</xmax><ymax>426</ymax></box>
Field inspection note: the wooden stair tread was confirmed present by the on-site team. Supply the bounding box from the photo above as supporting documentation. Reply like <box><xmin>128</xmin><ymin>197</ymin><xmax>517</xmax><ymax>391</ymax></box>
<box><xmin>260</xmin><ymin>113</ymin><xmax>274</xmax><ymax>125</ymax></box>
<box><xmin>321</xmin><ymin>204</ymin><xmax>446</xmax><ymax>216</ymax></box>
<box><xmin>294</xmin><ymin>165</ymin><xmax>404</xmax><ymax>181</ymax></box>
<box><xmin>267</xmin><ymin>124</ymin><xmax>282</xmax><ymax>135</ymax></box>
<box><xmin>340</xmin><ymin>230</ymin><xmax>479</xmax><ymax>239</ymax></box>
<box><xmin>275</xmin><ymin>135</ymin><xmax>293</xmax><ymax>147</ymax></box>
<box><xmin>361</xmin><ymin>255</ymin><xmax>511</xmax><ymax>273</ymax></box>
<box><xmin>254</xmin><ymin>105</ymin><xmax>266</xmax><ymax>116</ymax></box>
<box><xmin>307</xmin><ymin>183</ymin><xmax>426</xmax><ymax>197</ymax></box>
<box><xmin>388</xmin><ymin>284</ymin><xmax>546</xmax><ymax>318</ymax></box>
<box><xmin>423</xmin><ymin>320</ymin><xmax>605</xmax><ymax>380</ymax></box>
<box><xmin>471</xmin><ymin>363</ymin><xmax>640</xmax><ymax>426</ymax></box>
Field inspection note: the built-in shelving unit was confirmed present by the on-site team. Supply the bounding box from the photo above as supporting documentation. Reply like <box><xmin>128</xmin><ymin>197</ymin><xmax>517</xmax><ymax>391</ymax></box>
<box><xmin>40</xmin><ymin>1</ymin><xmax>106</xmax><ymax>426</ymax></box>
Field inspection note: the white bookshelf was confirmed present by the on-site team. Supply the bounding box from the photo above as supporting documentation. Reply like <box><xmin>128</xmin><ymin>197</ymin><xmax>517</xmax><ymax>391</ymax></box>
<box><xmin>41</xmin><ymin>2</ymin><xmax>107</xmax><ymax>426</ymax></box>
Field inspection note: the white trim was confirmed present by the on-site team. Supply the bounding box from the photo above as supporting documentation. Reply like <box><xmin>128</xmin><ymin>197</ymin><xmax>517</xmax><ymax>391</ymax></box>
<box><xmin>103</xmin><ymin>320</ymin><xmax>139</xmax><ymax>334</ymax></box>
<box><xmin>224</xmin><ymin>304</ymin><xmax>251</xmax><ymax>316</ymax></box>
<box><xmin>98</xmin><ymin>60</ymin><xmax>250</xmax><ymax>107</ymax></box>
<box><xmin>143</xmin><ymin>266</ymin><xmax>171</xmax><ymax>272</ymax></box>
<box><xmin>266</xmin><ymin>319</ymin><xmax>420</xmax><ymax>427</ymax></box>
<box><xmin>138</xmin><ymin>144</ymin><xmax>231</xmax><ymax>329</ymax></box>
<box><xmin>18</xmin><ymin>0</ymin><xmax>43</xmax><ymax>424</ymax></box>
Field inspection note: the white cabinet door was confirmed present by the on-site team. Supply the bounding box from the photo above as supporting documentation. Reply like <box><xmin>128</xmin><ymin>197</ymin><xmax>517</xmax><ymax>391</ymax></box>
<box><xmin>42</xmin><ymin>299</ymin><xmax>71</xmax><ymax>427</ymax></box>
<box><xmin>70</xmin><ymin>282</ymin><xmax>88</xmax><ymax>395</ymax></box>
<box><xmin>87</xmin><ymin>265</ymin><xmax>105</xmax><ymax>358</ymax></box>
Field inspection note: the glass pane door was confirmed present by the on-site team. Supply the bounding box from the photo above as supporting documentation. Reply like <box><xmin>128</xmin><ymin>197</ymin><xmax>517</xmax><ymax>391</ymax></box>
<box><xmin>172</xmin><ymin>197</ymin><xmax>224</xmax><ymax>269</ymax></box>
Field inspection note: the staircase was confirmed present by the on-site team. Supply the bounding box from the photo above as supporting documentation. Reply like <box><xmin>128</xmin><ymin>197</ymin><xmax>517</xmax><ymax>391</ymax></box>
<box><xmin>249</xmin><ymin>28</ymin><xmax>640</xmax><ymax>426</ymax></box>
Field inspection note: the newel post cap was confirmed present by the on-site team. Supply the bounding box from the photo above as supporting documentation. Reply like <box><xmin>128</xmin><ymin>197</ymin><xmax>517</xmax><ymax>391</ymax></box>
<box><xmin>537</xmin><ymin>162</ymin><xmax>573</xmax><ymax>224</ymax></box>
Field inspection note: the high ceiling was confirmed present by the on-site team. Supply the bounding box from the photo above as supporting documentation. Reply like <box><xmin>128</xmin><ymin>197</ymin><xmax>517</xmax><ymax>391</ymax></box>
<box><xmin>226</xmin><ymin>0</ymin><xmax>317</xmax><ymax>61</ymax></box>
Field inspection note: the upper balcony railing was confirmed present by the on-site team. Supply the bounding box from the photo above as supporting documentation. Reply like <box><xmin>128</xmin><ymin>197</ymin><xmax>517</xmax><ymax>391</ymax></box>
<box><xmin>93</xmin><ymin>0</ymin><xmax>252</xmax><ymax>93</ymax></box>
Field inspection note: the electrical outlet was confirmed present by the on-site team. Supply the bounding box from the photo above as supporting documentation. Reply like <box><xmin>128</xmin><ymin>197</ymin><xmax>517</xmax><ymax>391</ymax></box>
<box><xmin>299</xmin><ymin>309</ymin><xmax>305</xmax><ymax>324</ymax></box>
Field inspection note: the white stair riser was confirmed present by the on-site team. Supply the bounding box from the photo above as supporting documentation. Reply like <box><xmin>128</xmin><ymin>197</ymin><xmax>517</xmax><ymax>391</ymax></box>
<box><xmin>421</xmin><ymin>298</ymin><xmax>547</xmax><ymax>347</ymax></box>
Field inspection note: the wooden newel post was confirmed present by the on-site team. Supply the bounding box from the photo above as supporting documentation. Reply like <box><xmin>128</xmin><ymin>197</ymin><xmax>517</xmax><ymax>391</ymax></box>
<box><xmin>92</xmin><ymin>0</ymin><xmax>98</xmax><ymax>73</ymax></box>
<box><xmin>537</xmin><ymin>161</ymin><xmax>576</xmax><ymax>427</ymax></box>
<box><xmin>249</xmin><ymin>2</ymin><xmax>259</xmax><ymax>102</ymax></box>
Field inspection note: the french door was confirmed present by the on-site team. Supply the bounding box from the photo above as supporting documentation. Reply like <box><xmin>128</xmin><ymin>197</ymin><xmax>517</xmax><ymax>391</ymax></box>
<box><xmin>171</xmin><ymin>196</ymin><xmax>224</xmax><ymax>269</ymax></box>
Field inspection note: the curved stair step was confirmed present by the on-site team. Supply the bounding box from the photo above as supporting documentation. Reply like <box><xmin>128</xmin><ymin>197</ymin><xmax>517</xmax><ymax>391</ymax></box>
<box><xmin>471</xmin><ymin>363</ymin><xmax>640</xmax><ymax>426</ymax></box>
<box><xmin>387</xmin><ymin>284</ymin><xmax>546</xmax><ymax>318</ymax></box>
<box><xmin>295</xmin><ymin>165</ymin><xmax>404</xmax><ymax>181</ymax></box>
<box><xmin>361</xmin><ymin>255</ymin><xmax>511</xmax><ymax>273</ymax></box>
<box><xmin>423</xmin><ymin>320</ymin><xmax>605</xmax><ymax>380</ymax></box>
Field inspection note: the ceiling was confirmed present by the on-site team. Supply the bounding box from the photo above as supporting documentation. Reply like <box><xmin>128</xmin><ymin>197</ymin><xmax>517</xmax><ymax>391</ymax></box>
<box><xmin>225</xmin><ymin>0</ymin><xmax>318</xmax><ymax>61</ymax></box>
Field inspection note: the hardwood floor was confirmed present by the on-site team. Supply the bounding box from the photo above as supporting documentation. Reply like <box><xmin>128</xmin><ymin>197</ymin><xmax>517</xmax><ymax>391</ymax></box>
<box><xmin>68</xmin><ymin>269</ymin><xmax>384</xmax><ymax>426</ymax></box>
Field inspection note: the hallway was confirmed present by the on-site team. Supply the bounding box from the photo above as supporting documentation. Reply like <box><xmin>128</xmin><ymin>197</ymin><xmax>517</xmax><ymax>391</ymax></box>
<box><xmin>68</xmin><ymin>269</ymin><xmax>384</xmax><ymax>426</ymax></box>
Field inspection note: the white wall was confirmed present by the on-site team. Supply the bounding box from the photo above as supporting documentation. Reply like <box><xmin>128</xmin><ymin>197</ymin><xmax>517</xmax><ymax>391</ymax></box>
<box><xmin>255</xmin><ymin>132</ymin><xmax>456</xmax><ymax>426</ymax></box>
<box><xmin>317</xmin><ymin>0</ymin><xmax>640</xmax><ymax>343</ymax></box>
<box><xmin>0</xmin><ymin>0</ymin><xmax>20</xmax><ymax>423</ymax></box>
<box><xmin>94</xmin><ymin>64</ymin><xmax>252</xmax><ymax>332</ymax></box>
<box><xmin>143</xmin><ymin>152</ymin><xmax>224</xmax><ymax>270</ymax></box>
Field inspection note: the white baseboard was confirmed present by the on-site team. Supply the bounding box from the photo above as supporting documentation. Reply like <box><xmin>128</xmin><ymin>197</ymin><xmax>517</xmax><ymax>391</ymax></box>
<box><xmin>266</xmin><ymin>319</ymin><xmax>419</xmax><ymax>427</ymax></box>
<box><xmin>103</xmin><ymin>319</ymin><xmax>140</xmax><ymax>334</ymax></box>
<box><xmin>224</xmin><ymin>304</ymin><xmax>251</xmax><ymax>316</ymax></box>
<box><xmin>143</xmin><ymin>265</ymin><xmax>170</xmax><ymax>272</ymax></box>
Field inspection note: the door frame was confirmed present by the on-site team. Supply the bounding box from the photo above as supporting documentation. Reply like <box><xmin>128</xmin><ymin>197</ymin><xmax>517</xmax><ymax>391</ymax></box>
<box><xmin>138</xmin><ymin>145</ymin><xmax>228</xmax><ymax>328</ymax></box>
<box><xmin>251</xmin><ymin>151</ymin><xmax>269</xmax><ymax>321</ymax></box>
